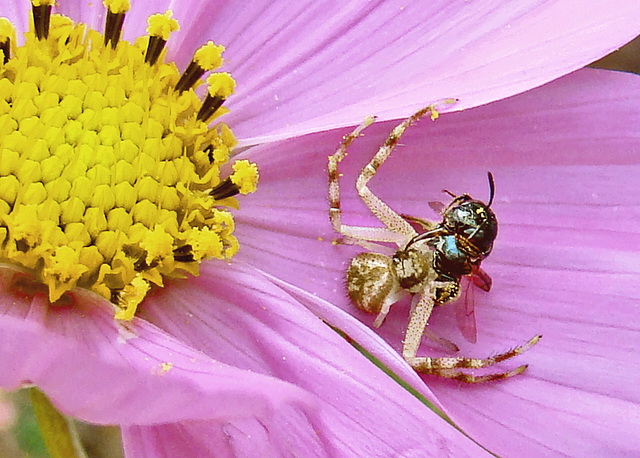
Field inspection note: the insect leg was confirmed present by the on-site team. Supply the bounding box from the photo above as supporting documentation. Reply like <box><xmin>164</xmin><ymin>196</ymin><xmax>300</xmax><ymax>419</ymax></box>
<box><xmin>410</xmin><ymin>335</ymin><xmax>541</xmax><ymax>383</ymax></box>
<box><xmin>427</xmin><ymin>335</ymin><xmax>541</xmax><ymax>370</ymax></box>
<box><xmin>354</xmin><ymin>107</ymin><xmax>442</xmax><ymax>239</ymax></box>
<box><xmin>354</xmin><ymin>101</ymin><xmax>455</xmax><ymax>236</ymax></box>
<box><xmin>403</xmin><ymin>280</ymin><xmax>540</xmax><ymax>382</ymax></box>
<box><xmin>401</xmin><ymin>290</ymin><xmax>437</xmax><ymax>364</ymax></box>
<box><xmin>328</xmin><ymin>116</ymin><xmax>406</xmax><ymax>245</ymax></box>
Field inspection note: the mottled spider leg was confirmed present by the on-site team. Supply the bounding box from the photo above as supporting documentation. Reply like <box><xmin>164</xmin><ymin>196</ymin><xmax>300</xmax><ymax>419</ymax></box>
<box><xmin>403</xmin><ymin>284</ymin><xmax>541</xmax><ymax>383</ymax></box>
<box><xmin>354</xmin><ymin>106</ymin><xmax>444</xmax><ymax>239</ymax></box>
<box><xmin>427</xmin><ymin>336</ymin><xmax>541</xmax><ymax>383</ymax></box>
<box><xmin>402</xmin><ymin>288</ymin><xmax>438</xmax><ymax>368</ymax></box>
<box><xmin>329</xmin><ymin>116</ymin><xmax>406</xmax><ymax>246</ymax></box>
<box><xmin>409</xmin><ymin>294</ymin><xmax>459</xmax><ymax>352</ymax></box>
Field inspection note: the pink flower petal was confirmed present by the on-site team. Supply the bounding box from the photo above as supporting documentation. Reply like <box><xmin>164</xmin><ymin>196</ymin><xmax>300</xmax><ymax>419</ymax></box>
<box><xmin>195</xmin><ymin>1</ymin><xmax>640</xmax><ymax>144</ymax></box>
<box><xmin>231</xmin><ymin>68</ymin><xmax>640</xmax><ymax>454</ymax></box>
<box><xmin>43</xmin><ymin>1</ymin><xmax>640</xmax><ymax>145</ymax></box>
<box><xmin>0</xmin><ymin>266</ymin><xmax>319</xmax><ymax>426</ymax></box>
<box><xmin>122</xmin><ymin>412</ymin><xmax>332</xmax><ymax>457</ymax></box>
<box><xmin>1</xmin><ymin>1</ymin><xmax>27</xmax><ymax>34</ymax></box>
<box><xmin>9</xmin><ymin>1</ymin><xmax>640</xmax><ymax>146</ymax></box>
<box><xmin>137</xmin><ymin>262</ymin><xmax>486</xmax><ymax>455</ymax></box>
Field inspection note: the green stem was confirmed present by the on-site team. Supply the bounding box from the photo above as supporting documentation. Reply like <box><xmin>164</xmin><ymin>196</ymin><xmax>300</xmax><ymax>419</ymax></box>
<box><xmin>29</xmin><ymin>387</ymin><xmax>88</xmax><ymax>458</ymax></box>
<box><xmin>329</xmin><ymin>325</ymin><xmax>497</xmax><ymax>456</ymax></box>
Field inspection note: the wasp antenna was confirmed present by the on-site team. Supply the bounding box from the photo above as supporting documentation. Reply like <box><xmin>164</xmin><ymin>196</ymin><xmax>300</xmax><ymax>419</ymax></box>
<box><xmin>487</xmin><ymin>172</ymin><xmax>495</xmax><ymax>207</ymax></box>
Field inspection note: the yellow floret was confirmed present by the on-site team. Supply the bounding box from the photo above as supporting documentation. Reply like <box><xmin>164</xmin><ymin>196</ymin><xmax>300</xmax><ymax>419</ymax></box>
<box><xmin>140</xmin><ymin>225</ymin><xmax>174</xmax><ymax>264</ymax></box>
<box><xmin>103</xmin><ymin>0</ymin><xmax>130</xmax><ymax>14</ymax></box>
<box><xmin>114</xmin><ymin>275</ymin><xmax>150</xmax><ymax>320</ymax></box>
<box><xmin>194</xmin><ymin>42</ymin><xmax>225</xmax><ymax>70</ymax></box>
<box><xmin>0</xmin><ymin>18</ymin><xmax>16</xmax><ymax>41</ymax></box>
<box><xmin>206</xmin><ymin>72</ymin><xmax>236</xmax><ymax>98</ymax></box>
<box><xmin>42</xmin><ymin>246</ymin><xmax>89</xmax><ymax>302</ymax></box>
<box><xmin>230</xmin><ymin>160</ymin><xmax>259</xmax><ymax>195</ymax></box>
<box><xmin>147</xmin><ymin>11</ymin><xmax>179</xmax><ymax>40</ymax></box>
<box><xmin>0</xmin><ymin>5</ymin><xmax>256</xmax><ymax>320</ymax></box>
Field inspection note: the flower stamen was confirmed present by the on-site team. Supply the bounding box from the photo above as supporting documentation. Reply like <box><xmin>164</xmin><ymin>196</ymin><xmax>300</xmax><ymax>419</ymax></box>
<box><xmin>145</xmin><ymin>11</ymin><xmax>179</xmax><ymax>66</ymax></box>
<box><xmin>197</xmin><ymin>73</ymin><xmax>236</xmax><ymax>122</ymax></box>
<box><xmin>103</xmin><ymin>0</ymin><xmax>130</xmax><ymax>48</ymax></box>
<box><xmin>175</xmin><ymin>42</ymin><xmax>225</xmax><ymax>93</ymax></box>
<box><xmin>210</xmin><ymin>160</ymin><xmax>259</xmax><ymax>199</ymax></box>
<box><xmin>0</xmin><ymin>18</ymin><xmax>14</xmax><ymax>63</ymax></box>
<box><xmin>30</xmin><ymin>0</ymin><xmax>54</xmax><ymax>41</ymax></box>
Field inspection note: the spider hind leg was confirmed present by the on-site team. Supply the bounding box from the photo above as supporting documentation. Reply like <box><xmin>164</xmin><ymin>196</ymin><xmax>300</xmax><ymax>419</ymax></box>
<box><xmin>402</xmin><ymin>285</ymin><xmax>541</xmax><ymax>383</ymax></box>
<box><xmin>408</xmin><ymin>334</ymin><xmax>541</xmax><ymax>383</ymax></box>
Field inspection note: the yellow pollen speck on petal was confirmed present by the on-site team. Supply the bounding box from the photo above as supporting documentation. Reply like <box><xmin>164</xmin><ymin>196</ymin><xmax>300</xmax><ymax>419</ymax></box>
<box><xmin>147</xmin><ymin>11</ymin><xmax>179</xmax><ymax>40</ymax></box>
<box><xmin>103</xmin><ymin>0</ymin><xmax>131</xmax><ymax>14</ymax></box>
<box><xmin>194</xmin><ymin>41</ymin><xmax>225</xmax><ymax>71</ymax></box>
<box><xmin>0</xmin><ymin>3</ymin><xmax>257</xmax><ymax>320</ymax></box>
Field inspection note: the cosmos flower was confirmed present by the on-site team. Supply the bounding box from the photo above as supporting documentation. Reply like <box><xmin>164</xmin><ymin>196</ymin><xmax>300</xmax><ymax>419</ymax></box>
<box><xmin>0</xmin><ymin>1</ymin><xmax>639</xmax><ymax>456</ymax></box>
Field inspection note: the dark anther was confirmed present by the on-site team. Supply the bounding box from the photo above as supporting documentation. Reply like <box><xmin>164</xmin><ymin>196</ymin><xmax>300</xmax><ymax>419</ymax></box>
<box><xmin>15</xmin><ymin>239</ymin><xmax>31</xmax><ymax>253</ymax></box>
<box><xmin>32</xmin><ymin>4</ymin><xmax>52</xmax><ymax>40</ymax></box>
<box><xmin>110</xmin><ymin>288</ymin><xmax>122</xmax><ymax>304</ymax></box>
<box><xmin>145</xmin><ymin>36</ymin><xmax>166</xmax><ymax>65</ymax></box>
<box><xmin>204</xmin><ymin>145</ymin><xmax>214</xmax><ymax>163</ymax></box>
<box><xmin>134</xmin><ymin>253</ymin><xmax>159</xmax><ymax>271</ymax></box>
<box><xmin>0</xmin><ymin>38</ymin><xmax>9</xmax><ymax>64</ymax></box>
<box><xmin>196</xmin><ymin>94</ymin><xmax>225</xmax><ymax>122</ymax></box>
<box><xmin>175</xmin><ymin>61</ymin><xmax>204</xmax><ymax>93</ymax></box>
<box><xmin>173</xmin><ymin>245</ymin><xmax>195</xmax><ymax>263</ymax></box>
<box><xmin>134</xmin><ymin>257</ymin><xmax>149</xmax><ymax>271</ymax></box>
<box><xmin>210</xmin><ymin>177</ymin><xmax>240</xmax><ymax>200</ymax></box>
<box><xmin>104</xmin><ymin>11</ymin><xmax>126</xmax><ymax>48</ymax></box>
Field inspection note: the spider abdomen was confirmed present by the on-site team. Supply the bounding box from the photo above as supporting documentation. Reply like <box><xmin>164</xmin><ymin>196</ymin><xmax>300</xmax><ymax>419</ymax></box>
<box><xmin>347</xmin><ymin>253</ymin><xmax>398</xmax><ymax>314</ymax></box>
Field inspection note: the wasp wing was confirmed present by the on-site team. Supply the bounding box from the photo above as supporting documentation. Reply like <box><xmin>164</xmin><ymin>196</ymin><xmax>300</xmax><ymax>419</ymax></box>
<box><xmin>453</xmin><ymin>276</ymin><xmax>478</xmax><ymax>343</ymax></box>
<box><xmin>454</xmin><ymin>265</ymin><xmax>492</xmax><ymax>343</ymax></box>
<box><xmin>428</xmin><ymin>200</ymin><xmax>446</xmax><ymax>214</ymax></box>
<box><xmin>470</xmin><ymin>264</ymin><xmax>492</xmax><ymax>292</ymax></box>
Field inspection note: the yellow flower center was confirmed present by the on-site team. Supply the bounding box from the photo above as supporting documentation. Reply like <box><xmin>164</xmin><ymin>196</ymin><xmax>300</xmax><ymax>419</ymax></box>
<box><xmin>0</xmin><ymin>1</ymin><xmax>258</xmax><ymax>320</ymax></box>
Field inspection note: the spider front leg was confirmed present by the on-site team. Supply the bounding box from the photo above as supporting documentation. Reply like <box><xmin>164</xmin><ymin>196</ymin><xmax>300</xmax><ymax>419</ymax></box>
<box><xmin>354</xmin><ymin>105</ymin><xmax>445</xmax><ymax>240</ymax></box>
<box><xmin>328</xmin><ymin>101</ymin><xmax>455</xmax><ymax>247</ymax></box>
<box><xmin>402</xmin><ymin>283</ymin><xmax>541</xmax><ymax>383</ymax></box>
<box><xmin>328</xmin><ymin>116</ymin><xmax>407</xmax><ymax>246</ymax></box>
